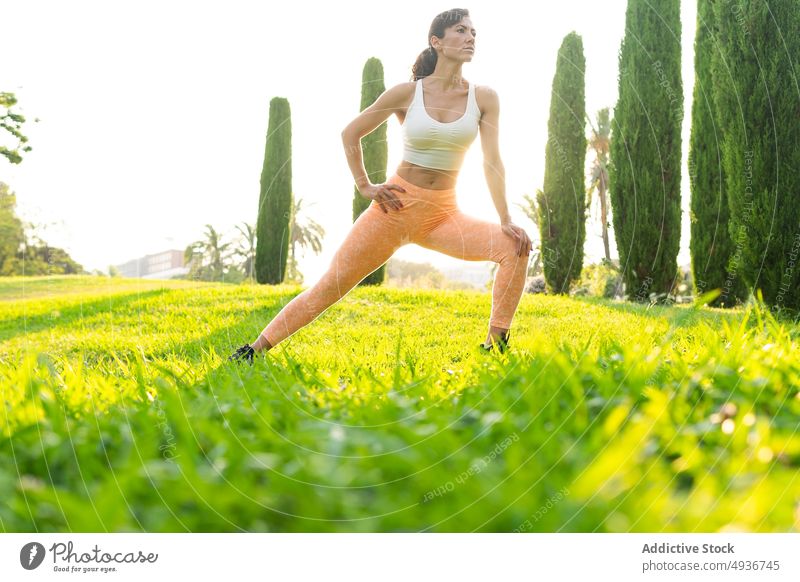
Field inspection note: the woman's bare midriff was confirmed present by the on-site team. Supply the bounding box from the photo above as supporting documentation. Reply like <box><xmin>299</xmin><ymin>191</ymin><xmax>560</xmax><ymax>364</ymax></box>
<box><xmin>392</xmin><ymin>80</ymin><xmax>481</xmax><ymax>191</ymax></box>
<box><xmin>396</xmin><ymin>160</ymin><xmax>459</xmax><ymax>190</ymax></box>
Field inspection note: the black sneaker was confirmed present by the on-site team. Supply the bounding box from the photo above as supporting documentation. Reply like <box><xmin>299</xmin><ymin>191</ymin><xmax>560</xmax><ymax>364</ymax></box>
<box><xmin>479</xmin><ymin>331</ymin><xmax>511</xmax><ymax>353</ymax></box>
<box><xmin>228</xmin><ymin>343</ymin><xmax>255</xmax><ymax>365</ymax></box>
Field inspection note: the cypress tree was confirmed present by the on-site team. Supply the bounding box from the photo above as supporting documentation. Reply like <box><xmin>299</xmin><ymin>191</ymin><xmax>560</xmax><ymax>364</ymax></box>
<box><xmin>712</xmin><ymin>0</ymin><xmax>800</xmax><ymax>311</ymax></box>
<box><xmin>0</xmin><ymin>182</ymin><xmax>26</xmax><ymax>275</ymax></box>
<box><xmin>689</xmin><ymin>0</ymin><xmax>747</xmax><ymax>307</ymax></box>
<box><xmin>355</xmin><ymin>57</ymin><xmax>389</xmax><ymax>286</ymax></box>
<box><xmin>609</xmin><ymin>0</ymin><xmax>683</xmax><ymax>303</ymax></box>
<box><xmin>255</xmin><ymin>97</ymin><xmax>292</xmax><ymax>284</ymax></box>
<box><xmin>537</xmin><ymin>32</ymin><xmax>587</xmax><ymax>294</ymax></box>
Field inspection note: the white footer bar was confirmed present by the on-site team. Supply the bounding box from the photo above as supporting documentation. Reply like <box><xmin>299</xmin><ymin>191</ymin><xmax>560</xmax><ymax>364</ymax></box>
<box><xmin>1</xmin><ymin>533</ymin><xmax>797</xmax><ymax>581</ymax></box>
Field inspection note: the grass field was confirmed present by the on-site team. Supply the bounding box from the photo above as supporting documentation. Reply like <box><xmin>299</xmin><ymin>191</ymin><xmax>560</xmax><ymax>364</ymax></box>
<box><xmin>1</xmin><ymin>275</ymin><xmax>798</xmax><ymax>532</ymax></box>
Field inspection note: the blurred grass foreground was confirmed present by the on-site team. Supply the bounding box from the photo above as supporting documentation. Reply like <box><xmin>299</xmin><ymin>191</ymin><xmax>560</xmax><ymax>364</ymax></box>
<box><xmin>1</xmin><ymin>275</ymin><xmax>798</xmax><ymax>532</ymax></box>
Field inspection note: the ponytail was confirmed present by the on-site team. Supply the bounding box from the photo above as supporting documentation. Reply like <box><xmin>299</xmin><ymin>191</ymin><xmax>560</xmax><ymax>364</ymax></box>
<box><xmin>411</xmin><ymin>46</ymin><xmax>438</xmax><ymax>81</ymax></box>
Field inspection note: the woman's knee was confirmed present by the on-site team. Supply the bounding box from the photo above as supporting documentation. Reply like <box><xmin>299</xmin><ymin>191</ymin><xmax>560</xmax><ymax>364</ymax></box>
<box><xmin>496</xmin><ymin>235</ymin><xmax>524</xmax><ymax>264</ymax></box>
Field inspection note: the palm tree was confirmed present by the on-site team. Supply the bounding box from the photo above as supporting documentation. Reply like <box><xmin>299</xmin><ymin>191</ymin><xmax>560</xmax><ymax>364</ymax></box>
<box><xmin>233</xmin><ymin>222</ymin><xmax>257</xmax><ymax>282</ymax></box>
<box><xmin>183</xmin><ymin>239</ymin><xmax>205</xmax><ymax>278</ymax></box>
<box><xmin>185</xmin><ymin>224</ymin><xmax>232</xmax><ymax>281</ymax></box>
<box><xmin>286</xmin><ymin>196</ymin><xmax>325</xmax><ymax>284</ymax></box>
<box><xmin>586</xmin><ymin>108</ymin><xmax>611</xmax><ymax>262</ymax></box>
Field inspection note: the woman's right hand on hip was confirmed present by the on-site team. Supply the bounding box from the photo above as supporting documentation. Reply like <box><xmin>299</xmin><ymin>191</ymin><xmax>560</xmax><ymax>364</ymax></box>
<box><xmin>360</xmin><ymin>182</ymin><xmax>407</xmax><ymax>213</ymax></box>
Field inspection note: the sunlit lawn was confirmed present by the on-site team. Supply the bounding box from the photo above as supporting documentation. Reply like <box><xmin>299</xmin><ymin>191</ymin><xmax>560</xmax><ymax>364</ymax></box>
<box><xmin>1</xmin><ymin>275</ymin><xmax>798</xmax><ymax>532</ymax></box>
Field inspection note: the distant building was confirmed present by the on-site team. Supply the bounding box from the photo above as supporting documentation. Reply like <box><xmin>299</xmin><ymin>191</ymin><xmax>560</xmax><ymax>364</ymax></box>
<box><xmin>116</xmin><ymin>249</ymin><xmax>189</xmax><ymax>279</ymax></box>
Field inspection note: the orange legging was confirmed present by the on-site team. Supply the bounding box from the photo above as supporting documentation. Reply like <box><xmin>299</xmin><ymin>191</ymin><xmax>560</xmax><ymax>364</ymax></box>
<box><xmin>259</xmin><ymin>171</ymin><xmax>530</xmax><ymax>348</ymax></box>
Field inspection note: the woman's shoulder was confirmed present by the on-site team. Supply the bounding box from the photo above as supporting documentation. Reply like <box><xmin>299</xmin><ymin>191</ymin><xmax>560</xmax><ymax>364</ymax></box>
<box><xmin>382</xmin><ymin>81</ymin><xmax>417</xmax><ymax>101</ymax></box>
<box><xmin>382</xmin><ymin>82</ymin><xmax>418</xmax><ymax>110</ymax></box>
<box><xmin>473</xmin><ymin>83</ymin><xmax>498</xmax><ymax>98</ymax></box>
<box><xmin>473</xmin><ymin>84</ymin><xmax>499</xmax><ymax>116</ymax></box>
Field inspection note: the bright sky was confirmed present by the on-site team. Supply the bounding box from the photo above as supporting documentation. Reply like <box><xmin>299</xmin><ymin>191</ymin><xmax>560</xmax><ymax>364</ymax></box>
<box><xmin>2</xmin><ymin>0</ymin><xmax>696</xmax><ymax>283</ymax></box>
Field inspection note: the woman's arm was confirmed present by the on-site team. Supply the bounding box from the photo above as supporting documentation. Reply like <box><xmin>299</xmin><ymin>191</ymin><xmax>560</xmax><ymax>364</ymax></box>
<box><xmin>341</xmin><ymin>83</ymin><xmax>412</xmax><ymax>192</ymax></box>
<box><xmin>478</xmin><ymin>86</ymin><xmax>511</xmax><ymax>225</ymax></box>
<box><xmin>479</xmin><ymin>86</ymin><xmax>532</xmax><ymax>256</ymax></box>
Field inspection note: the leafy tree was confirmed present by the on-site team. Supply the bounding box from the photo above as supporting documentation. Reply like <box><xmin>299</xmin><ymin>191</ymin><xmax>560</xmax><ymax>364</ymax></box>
<box><xmin>17</xmin><ymin>244</ymin><xmax>84</xmax><ymax>275</ymax></box>
<box><xmin>537</xmin><ymin>32</ymin><xmax>587</xmax><ymax>294</ymax></box>
<box><xmin>609</xmin><ymin>0</ymin><xmax>683</xmax><ymax>303</ymax></box>
<box><xmin>0</xmin><ymin>182</ymin><xmax>84</xmax><ymax>275</ymax></box>
<box><xmin>1</xmin><ymin>92</ymin><xmax>36</xmax><ymax>165</ymax></box>
<box><xmin>0</xmin><ymin>182</ymin><xmax>25</xmax><ymax>273</ymax></box>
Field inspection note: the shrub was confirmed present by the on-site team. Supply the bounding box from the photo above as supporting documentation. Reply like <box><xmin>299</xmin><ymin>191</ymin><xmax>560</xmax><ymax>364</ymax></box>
<box><xmin>570</xmin><ymin>261</ymin><xmax>622</xmax><ymax>298</ymax></box>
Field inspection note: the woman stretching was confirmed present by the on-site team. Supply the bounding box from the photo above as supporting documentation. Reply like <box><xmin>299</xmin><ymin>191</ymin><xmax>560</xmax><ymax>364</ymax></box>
<box><xmin>229</xmin><ymin>8</ymin><xmax>532</xmax><ymax>365</ymax></box>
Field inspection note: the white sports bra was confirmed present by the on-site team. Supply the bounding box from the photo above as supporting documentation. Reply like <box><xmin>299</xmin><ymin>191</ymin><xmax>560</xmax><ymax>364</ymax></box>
<box><xmin>401</xmin><ymin>78</ymin><xmax>481</xmax><ymax>171</ymax></box>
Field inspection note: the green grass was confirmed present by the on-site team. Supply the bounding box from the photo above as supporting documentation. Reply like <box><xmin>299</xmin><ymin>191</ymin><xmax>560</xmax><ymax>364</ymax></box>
<box><xmin>1</xmin><ymin>275</ymin><xmax>798</xmax><ymax>532</ymax></box>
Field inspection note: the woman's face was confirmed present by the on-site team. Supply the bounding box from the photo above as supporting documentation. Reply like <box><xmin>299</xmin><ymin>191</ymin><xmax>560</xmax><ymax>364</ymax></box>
<box><xmin>433</xmin><ymin>17</ymin><xmax>476</xmax><ymax>61</ymax></box>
